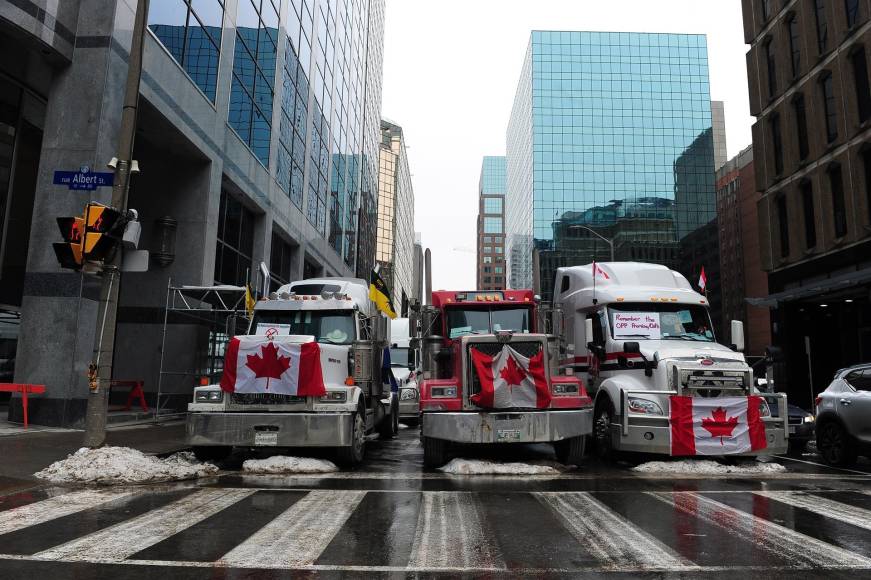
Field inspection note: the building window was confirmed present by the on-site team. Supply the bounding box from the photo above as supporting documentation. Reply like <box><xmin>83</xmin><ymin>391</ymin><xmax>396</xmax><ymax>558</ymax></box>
<box><xmin>269</xmin><ymin>231</ymin><xmax>294</xmax><ymax>290</ymax></box>
<box><xmin>793</xmin><ymin>94</ymin><xmax>810</xmax><ymax>160</ymax></box>
<box><xmin>800</xmin><ymin>180</ymin><xmax>817</xmax><ymax>248</ymax></box>
<box><xmin>148</xmin><ymin>0</ymin><xmax>224</xmax><ymax>102</ymax></box>
<box><xmin>483</xmin><ymin>256</ymin><xmax>492</xmax><ymax>264</ymax></box>
<box><xmin>483</xmin><ymin>266</ymin><xmax>492</xmax><ymax>274</ymax></box>
<box><xmin>214</xmin><ymin>189</ymin><xmax>255</xmax><ymax>285</ymax></box>
<box><xmin>829</xmin><ymin>165</ymin><xmax>848</xmax><ymax>237</ymax></box>
<box><xmin>762</xmin><ymin>0</ymin><xmax>772</xmax><ymax>20</ymax></box>
<box><xmin>788</xmin><ymin>15</ymin><xmax>801</xmax><ymax>77</ymax></box>
<box><xmin>483</xmin><ymin>217</ymin><xmax>502</xmax><ymax>234</ymax></box>
<box><xmin>771</xmin><ymin>113</ymin><xmax>784</xmax><ymax>174</ymax></box>
<box><xmin>765</xmin><ymin>38</ymin><xmax>777</xmax><ymax>97</ymax></box>
<box><xmin>483</xmin><ymin>236</ymin><xmax>493</xmax><ymax>243</ymax></box>
<box><xmin>863</xmin><ymin>148</ymin><xmax>871</xmax><ymax>223</ymax></box>
<box><xmin>228</xmin><ymin>0</ymin><xmax>279</xmax><ymax>165</ymax></box>
<box><xmin>814</xmin><ymin>0</ymin><xmax>828</xmax><ymax>54</ymax></box>
<box><xmin>483</xmin><ymin>197</ymin><xmax>503</xmax><ymax>214</ymax></box>
<box><xmin>495</xmin><ymin>266</ymin><xmax>504</xmax><ymax>274</ymax></box>
<box><xmin>776</xmin><ymin>194</ymin><xmax>790</xmax><ymax>258</ymax></box>
<box><xmin>820</xmin><ymin>72</ymin><xmax>838</xmax><ymax>143</ymax></box>
<box><xmin>495</xmin><ymin>246</ymin><xmax>503</xmax><ymax>254</ymax></box>
<box><xmin>845</xmin><ymin>0</ymin><xmax>860</xmax><ymax>28</ymax></box>
<box><xmin>483</xmin><ymin>277</ymin><xmax>491</xmax><ymax>284</ymax></box>
<box><xmin>851</xmin><ymin>47</ymin><xmax>871</xmax><ymax>123</ymax></box>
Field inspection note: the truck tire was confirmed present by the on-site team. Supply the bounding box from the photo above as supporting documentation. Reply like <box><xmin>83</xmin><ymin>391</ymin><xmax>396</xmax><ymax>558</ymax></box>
<box><xmin>378</xmin><ymin>397</ymin><xmax>398</xmax><ymax>439</ymax></box>
<box><xmin>555</xmin><ymin>435</ymin><xmax>587</xmax><ymax>465</ymax></box>
<box><xmin>192</xmin><ymin>446</ymin><xmax>231</xmax><ymax>463</ymax></box>
<box><xmin>817</xmin><ymin>421</ymin><xmax>858</xmax><ymax>467</ymax></box>
<box><xmin>593</xmin><ymin>399</ymin><xmax>616</xmax><ymax>461</ymax></box>
<box><xmin>337</xmin><ymin>412</ymin><xmax>366</xmax><ymax>466</ymax></box>
<box><xmin>423</xmin><ymin>436</ymin><xmax>448</xmax><ymax>468</ymax></box>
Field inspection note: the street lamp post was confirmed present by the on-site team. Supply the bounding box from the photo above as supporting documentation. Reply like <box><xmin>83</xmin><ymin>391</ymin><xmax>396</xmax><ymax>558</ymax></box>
<box><xmin>570</xmin><ymin>225</ymin><xmax>615</xmax><ymax>262</ymax></box>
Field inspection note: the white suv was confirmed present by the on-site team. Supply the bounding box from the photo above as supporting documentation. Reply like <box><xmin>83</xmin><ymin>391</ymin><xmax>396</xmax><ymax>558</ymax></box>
<box><xmin>815</xmin><ymin>363</ymin><xmax>871</xmax><ymax>466</ymax></box>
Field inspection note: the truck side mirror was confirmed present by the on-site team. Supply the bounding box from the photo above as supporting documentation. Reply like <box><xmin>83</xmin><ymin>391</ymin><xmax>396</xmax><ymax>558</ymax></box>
<box><xmin>730</xmin><ymin>320</ymin><xmax>745</xmax><ymax>352</ymax></box>
<box><xmin>585</xmin><ymin>318</ymin><xmax>594</xmax><ymax>347</ymax></box>
<box><xmin>623</xmin><ymin>341</ymin><xmax>640</xmax><ymax>354</ymax></box>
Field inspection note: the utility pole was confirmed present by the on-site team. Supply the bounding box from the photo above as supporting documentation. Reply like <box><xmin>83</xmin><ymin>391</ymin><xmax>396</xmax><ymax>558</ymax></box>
<box><xmin>83</xmin><ymin>0</ymin><xmax>150</xmax><ymax>447</ymax></box>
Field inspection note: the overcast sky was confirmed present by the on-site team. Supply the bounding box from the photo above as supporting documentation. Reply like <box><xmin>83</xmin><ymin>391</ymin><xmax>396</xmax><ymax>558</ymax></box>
<box><xmin>380</xmin><ymin>0</ymin><xmax>751</xmax><ymax>291</ymax></box>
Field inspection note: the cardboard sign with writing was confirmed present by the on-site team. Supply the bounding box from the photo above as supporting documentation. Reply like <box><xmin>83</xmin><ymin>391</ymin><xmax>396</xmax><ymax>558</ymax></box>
<box><xmin>612</xmin><ymin>312</ymin><xmax>661</xmax><ymax>339</ymax></box>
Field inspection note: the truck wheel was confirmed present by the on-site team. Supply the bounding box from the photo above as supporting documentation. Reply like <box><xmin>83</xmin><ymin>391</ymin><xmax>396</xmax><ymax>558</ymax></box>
<box><xmin>555</xmin><ymin>436</ymin><xmax>587</xmax><ymax>465</ymax></box>
<box><xmin>593</xmin><ymin>399</ymin><xmax>616</xmax><ymax>460</ymax></box>
<box><xmin>378</xmin><ymin>398</ymin><xmax>398</xmax><ymax>439</ymax></box>
<box><xmin>817</xmin><ymin>421</ymin><xmax>858</xmax><ymax>466</ymax></box>
<box><xmin>338</xmin><ymin>413</ymin><xmax>366</xmax><ymax>466</ymax></box>
<box><xmin>423</xmin><ymin>436</ymin><xmax>448</xmax><ymax>468</ymax></box>
<box><xmin>192</xmin><ymin>446</ymin><xmax>231</xmax><ymax>463</ymax></box>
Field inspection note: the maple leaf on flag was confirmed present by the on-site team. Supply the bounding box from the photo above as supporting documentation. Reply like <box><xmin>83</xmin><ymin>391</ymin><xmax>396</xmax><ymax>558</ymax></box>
<box><xmin>701</xmin><ymin>407</ymin><xmax>739</xmax><ymax>445</ymax></box>
<box><xmin>246</xmin><ymin>342</ymin><xmax>292</xmax><ymax>390</ymax></box>
<box><xmin>499</xmin><ymin>355</ymin><xmax>528</xmax><ymax>387</ymax></box>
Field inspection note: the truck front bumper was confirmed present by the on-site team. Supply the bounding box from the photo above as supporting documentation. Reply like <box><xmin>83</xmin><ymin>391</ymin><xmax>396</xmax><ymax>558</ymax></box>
<box><xmin>422</xmin><ymin>409</ymin><xmax>593</xmax><ymax>444</ymax></box>
<box><xmin>399</xmin><ymin>400</ymin><xmax>418</xmax><ymax>419</ymax></box>
<box><xmin>186</xmin><ymin>412</ymin><xmax>353</xmax><ymax>448</ymax></box>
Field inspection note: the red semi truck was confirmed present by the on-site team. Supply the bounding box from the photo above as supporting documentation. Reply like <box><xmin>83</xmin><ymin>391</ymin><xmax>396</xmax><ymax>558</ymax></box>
<box><xmin>417</xmin><ymin>289</ymin><xmax>593</xmax><ymax>467</ymax></box>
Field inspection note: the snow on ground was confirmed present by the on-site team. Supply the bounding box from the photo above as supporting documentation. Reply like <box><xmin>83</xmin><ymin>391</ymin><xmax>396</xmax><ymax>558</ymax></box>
<box><xmin>242</xmin><ymin>456</ymin><xmax>339</xmax><ymax>474</ymax></box>
<box><xmin>632</xmin><ymin>459</ymin><xmax>786</xmax><ymax>475</ymax></box>
<box><xmin>438</xmin><ymin>458</ymin><xmax>565</xmax><ymax>475</ymax></box>
<box><xmin>34</xmin><ymin>447</ymin><xmax>218</xmax><ymax>484</ymax></box>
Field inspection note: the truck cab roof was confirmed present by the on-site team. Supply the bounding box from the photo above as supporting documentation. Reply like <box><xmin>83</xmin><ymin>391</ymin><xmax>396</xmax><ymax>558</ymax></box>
<box><xmin>256</xmin><ymin>277</ymin><xmax>373</xmax><ymax>315</ymax></box>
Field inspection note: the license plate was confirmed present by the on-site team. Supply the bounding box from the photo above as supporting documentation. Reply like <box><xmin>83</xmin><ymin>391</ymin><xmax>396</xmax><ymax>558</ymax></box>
<box><xmin>788</xmin><ymin>426</ymin><xmax>796</xmax><ymax>435</ymax></box>
<box><xmin>497</xmin><ymin>429</ymin><xmax>522</xmax><ymax>441</ymax></box>
<box><xmin>254</xmin><ymin>432</ymin><xmax>278</xmax><ymax>446</ymax></box>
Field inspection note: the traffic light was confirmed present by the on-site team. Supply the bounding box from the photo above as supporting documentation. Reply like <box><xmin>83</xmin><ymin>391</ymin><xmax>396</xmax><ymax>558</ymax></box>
<box><xmin>53</xmin><ymin>216</ymin><xmax>85</xmax><ymax>270</ymax></box>
<box><xmin>82</xmin><ymin>203</ymin><xmax>123</xmax><ymax>262</ymax></box>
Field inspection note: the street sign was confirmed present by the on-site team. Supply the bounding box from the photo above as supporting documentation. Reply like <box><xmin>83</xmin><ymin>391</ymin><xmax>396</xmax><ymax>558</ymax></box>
<box><xmin>53</xmin><ymin>166</ymin><xmax>114</xmax><ymax>191</ymax></box>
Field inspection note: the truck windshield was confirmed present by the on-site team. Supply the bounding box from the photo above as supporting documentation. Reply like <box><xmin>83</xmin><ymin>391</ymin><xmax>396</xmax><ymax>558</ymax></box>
<box><xmin>251</xmin><ymin>310</ymin><xmax>356</xmax><ymax>345</ymax></box>
<box><xmin>446</xmin><ymin>307</ymin><xmax>531</xmax><ymax>339</ymax></box>
<box><xmin>608</xmin><ymin>302</ymin><xmax>714</xmax><ymax>342</ymax></box>
<box><xmin>389</xmin><ymin>347</ymin><xmax>409</xmax><ymax>366</ymax></box>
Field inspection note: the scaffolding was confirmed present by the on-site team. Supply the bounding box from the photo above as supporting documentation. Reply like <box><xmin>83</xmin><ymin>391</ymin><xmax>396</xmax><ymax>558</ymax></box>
<box><xmin>154</xmin><ymin>280</ymin><xmax>250</xmax><ymax>421</ymax></box>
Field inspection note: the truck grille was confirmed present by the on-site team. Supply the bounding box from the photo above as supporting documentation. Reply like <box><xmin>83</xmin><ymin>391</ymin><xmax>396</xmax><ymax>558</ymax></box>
<box><xmin>681</xmin><ymin>369</ymin><xmax>748</xmax><ymax>397</ymax></box>
<box><xmin>230</xmin><ymin>393</ymin><xmax>306</xmax><ymax>405</ymax></box>
<box><xmin>467</xmin><ymin>341</ymin><xmax>543</xmax><ymax>398</ymax></box>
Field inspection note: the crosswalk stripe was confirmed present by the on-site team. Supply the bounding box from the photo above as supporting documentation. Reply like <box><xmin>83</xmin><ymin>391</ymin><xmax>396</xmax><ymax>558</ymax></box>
<box><xmin>535</xmin><ymin>492</ymin><xmax>697</xmax><ymax>570</ymax></box>
<box><xmin>219</xmin><ymin>490</ymin><xmax>366</xmax><ymax>568</ymax></box>
<box><xmin>34</xmin><ymin>489</ymin><xmax>254</xmax><ymax>562</ymax></box>
<box><xmin>407</xmin><ymin>492</ymin><xmax>505</xmax><ymax>570</ymax></box>
<box><xmin>0</xmin><ymin>490</ymin><xmax>135</xmax><ymax>537</ymax></box>
<box><xmin>648</xmin><ymin>492</ymin><xmax>871</xmax><ymax>568</ymax></box>
<box><xmin>756</xmin><ymin>491</ymin><xmax>871</xmax><ymax>533</ymax></box>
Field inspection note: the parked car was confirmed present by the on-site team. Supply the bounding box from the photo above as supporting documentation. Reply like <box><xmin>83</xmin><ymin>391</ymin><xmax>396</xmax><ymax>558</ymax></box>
<box><xmin>815</xmin><ymin>363</ymin><xmax>871</xmax><ymax>466</ymax></box>
<box><xmin>768</xmin><ymin>401</ymin><xmax>815</xmax><ymax>455</ymax></box>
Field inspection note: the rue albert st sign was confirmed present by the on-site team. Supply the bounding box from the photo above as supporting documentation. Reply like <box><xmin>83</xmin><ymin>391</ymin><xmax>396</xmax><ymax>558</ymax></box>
<box><xmin>53</xmin><ymin>166</ymin><xmax>114</xmax><ymax>191</ymax></box>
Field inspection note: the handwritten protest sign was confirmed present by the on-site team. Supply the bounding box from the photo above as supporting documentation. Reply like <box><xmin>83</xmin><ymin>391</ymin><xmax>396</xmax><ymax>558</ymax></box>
<box><xmin>612</xmin><ymin>312</ymin><xmax>661</xmax><ymax>340</ymax></box>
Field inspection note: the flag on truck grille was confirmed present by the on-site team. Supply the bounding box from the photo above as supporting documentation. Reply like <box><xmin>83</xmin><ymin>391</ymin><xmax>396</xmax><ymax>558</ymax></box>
<box><xmin>369</xmin><ymin>267</ymin><xmax>397</xmax><ymax>319</ymax></box>
<box><xmin>670</xmin><ymin>395</ymin><xmax>767</xmax><ymax>456</ymax></box>
<box><xmin>220</xmin><ymin>335</ymin><xmax>326</xmax><ymax>397</ymax></box>
<box><xmin>469</xmin><ymin>344</ymin><xmax>551</xmax><ymax>409</ymax></box>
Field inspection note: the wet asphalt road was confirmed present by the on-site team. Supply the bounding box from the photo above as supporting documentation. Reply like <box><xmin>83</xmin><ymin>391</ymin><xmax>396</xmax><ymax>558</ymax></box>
<box><xmin>2</xmin><ymin>426</ymin><xmax>871</xmax><ymax>579</ymax></box>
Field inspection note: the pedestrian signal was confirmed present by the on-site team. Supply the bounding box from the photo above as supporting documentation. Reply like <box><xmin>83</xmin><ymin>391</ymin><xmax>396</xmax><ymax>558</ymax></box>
<box><xmin>52</xmin><ymin>216</ymin><xmax>85</xmax><ymax>270</ymax></box>
<box><xmin>82</xmin><ymin>203</ymin><xmax>123</xmax><ymax>262</ymax></box>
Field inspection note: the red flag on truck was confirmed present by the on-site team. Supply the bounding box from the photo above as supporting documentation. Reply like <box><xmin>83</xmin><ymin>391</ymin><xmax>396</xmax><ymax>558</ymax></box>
<box><xmin>220</xmin><ymin>335</ymin><xmax>326</xmax><ymax>396</ymax></box>
<box><xmin>670</xmin><ymin>395</ymin><xmax>767</xmax><ymax>455</ymax></box>
<box><xmin>469</xmin><ymin>345</ymin><xmax>551</xmax><ymax>409</ymax></box>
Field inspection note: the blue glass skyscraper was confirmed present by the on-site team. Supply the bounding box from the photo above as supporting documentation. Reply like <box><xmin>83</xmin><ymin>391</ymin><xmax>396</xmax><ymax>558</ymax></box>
<box><xmin>506</xmin><ymin>31</ymin><xmax>717</xmax><ymax>299</ymax></box>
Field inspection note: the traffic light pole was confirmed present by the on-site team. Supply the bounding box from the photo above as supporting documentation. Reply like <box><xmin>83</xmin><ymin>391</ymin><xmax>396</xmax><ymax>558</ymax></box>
<box><xmin>83</xmin><ymin>0</ymin><xmax>150</xmax><ymax>448</ymax></box>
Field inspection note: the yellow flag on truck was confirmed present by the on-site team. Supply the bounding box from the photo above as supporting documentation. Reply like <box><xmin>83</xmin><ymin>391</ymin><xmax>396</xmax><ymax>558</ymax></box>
<box><xmin>245</xmin><ymin>284</ymin><xmax>256</xmax><ymax>316</ymax></box>
<box><xmin>369</xmin><ymin>268</ymin><xmax>397</xmax><ymax>319</ymax></box>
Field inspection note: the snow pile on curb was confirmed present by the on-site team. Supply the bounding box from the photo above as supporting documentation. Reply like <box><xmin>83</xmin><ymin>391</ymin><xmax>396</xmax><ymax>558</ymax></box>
<box><xmin>34</xmin><ymin>447</ymin><xmax>218</xmax><ymax>484</ymax></box>
<box><xmin>633</xmin><ymin>459</ymin><xmax>786</xmax><ymax>475</ymax></box>
<box><xmin>242</xmin><ymin>456</ymin><xmax>339</xmax><ymax>474</ymax></box>
<box><xmin>438</xmin><ymin>458</ymin><xmax>563</xmax><ymax>475</ymax></box>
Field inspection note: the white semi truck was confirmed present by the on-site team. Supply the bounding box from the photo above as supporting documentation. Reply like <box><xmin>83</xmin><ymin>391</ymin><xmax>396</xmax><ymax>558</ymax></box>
<box><xmin>552</xmin><ymin>262</ymin><xmax>788</xmax><ymax>458</ymax></box>
<box><xmin>390</xmin><ymin>317</ymin><xmax>421</xmax><ymax>426</ymax></box>
<box><xmin>186</xmin><ymin>277</ymin><xmax>398</xmax><ymax>465</ymax></box>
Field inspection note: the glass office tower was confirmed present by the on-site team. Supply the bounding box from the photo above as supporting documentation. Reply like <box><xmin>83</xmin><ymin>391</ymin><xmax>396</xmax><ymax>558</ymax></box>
<box><xmin>506</xmin><ymin>31</ymin><xmax>717</xmax><ymax>299</ymax></box>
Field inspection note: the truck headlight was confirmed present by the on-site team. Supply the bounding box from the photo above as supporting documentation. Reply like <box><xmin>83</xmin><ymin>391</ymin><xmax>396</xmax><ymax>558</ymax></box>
<box><xmin>803</xmin><ymin>415</ymin><xmax>815</xmax><ymax>424</ymax></box>
<box><xmin>320</xmin><ymin>391</ymin><xmax>347</xmax><ymax>403</ymax></box>
<box><xmin>400</xmin><ymin>388</ymin><xmax>418</xmax><ymax>401</ymax></box>
<box><xmin>195</xmin><ymin>390</ymin><xmax>223</xmax><ymax>403</ymax></box>
<box><xmin>431</xmin><ymin>386</ymin><xmax>457</xmax><ymax>398</ymax></box>
<box><xmin>552</xmin><ymin>382</ymin><xmax>579</xmax><ymax>396</ymax></box>
<box><xmin>628</xmin><ymin>397</ymin><xmax>663</xmax><ymax>415</ymax></box>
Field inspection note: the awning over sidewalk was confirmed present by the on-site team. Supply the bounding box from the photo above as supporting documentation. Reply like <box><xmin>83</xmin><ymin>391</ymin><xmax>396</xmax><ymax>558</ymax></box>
<box><xmin>746</xmin><ymin>265</ymin><xmax>871</xmax><ymax>308</ymax></box>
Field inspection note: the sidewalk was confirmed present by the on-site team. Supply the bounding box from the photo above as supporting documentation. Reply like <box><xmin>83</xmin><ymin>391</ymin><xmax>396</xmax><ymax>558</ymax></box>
<box><xmin>0</xmin><ymin>419</ymin><xmax>189</xmax><ymax>493</ymax></box>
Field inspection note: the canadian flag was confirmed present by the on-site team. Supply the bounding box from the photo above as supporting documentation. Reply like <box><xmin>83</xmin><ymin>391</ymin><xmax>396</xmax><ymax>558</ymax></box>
<box><xmin>470</xmin><ymin>345</ymin><xmax>551</xmax><ymax>409</ymax></box>
<box><xmin>220</xmin><ymin>335</ymin><xmax>326</xmax><ymax>397</ymax></box>
<box><xmin>670</xmin><ymin>396</ymin><xmax>767</xmax><ymax>455</ymax></box>
<box><xmin>698</xmin><ymin>267</ymin><xmax>707</xmax><ymax>292</ymax></box>
<box><xmin>592</xmin><ymin>261</ymin><xmax>610</xmax><ymax>280</ymax></box>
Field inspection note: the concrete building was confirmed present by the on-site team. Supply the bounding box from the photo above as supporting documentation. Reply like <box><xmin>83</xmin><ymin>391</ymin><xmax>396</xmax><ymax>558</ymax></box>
<box><xmin>1</xmin><ymin>0</ymin><xmax>385</xmax><ymax>426</ymax></box>
<box><xmin>375</xmin><ymin>119</ymin><xmax>415</xmax><ymax>316</ymax></box>
<box><xmin>476</xmin><ymin>156</ymin><xmax>506</xmax><ymax>291</ymax></box>
<box><xmin>716</xmin><ymin>145</ymin><xmax>771</xmax><ymax>357</ymax></box>
<box><xmin>505</xmin><ymin>31</ymin><xmax>718</xmax><ymax>300</ymax></box>
<box><xmin>412</xmin><ymin>232</ymin><xmax>423</xmax><ymax>305</ymax></box>
<box><xmin>743</xmin><ymin>0</ymin><xmax>871</xmax><ymax>406</ymax></box>
<box><xmin>711</xmin><ymin>100</ymin><xmax>728</xmax><ymax>171</ymax></box>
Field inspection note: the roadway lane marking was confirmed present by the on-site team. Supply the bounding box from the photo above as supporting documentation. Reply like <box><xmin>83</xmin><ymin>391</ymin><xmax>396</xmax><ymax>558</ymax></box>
<box><xmin>649</xmin><ymin>492</ymin><xmax>871</xmax><ymax>568</ymax></box>
<box><xmin>34</xmin><ymin>489</ymin><xmax>254</xmax><ymax>562</ymax></box>
<box><xmin>407</xmin><ymin>492</ymin><xmax>505</xmax><ymax>570</ymax></box>
<box><xmin>774</xmin><ymin>455</ymin><xmax>871</xmax><ymax>475</ymax></box>
<box><xmin>219</xmin><ymin>490</ymin><xmax>366</xmax><ymax>568</ymax></box>
<box><xmin>535</xmin><ymin>492</ymin><xmax>697</xmax><ymax>570</ymax></box>
<box><xmin>755</xmin><ymin>491</ymin><xmax>871</xmax><ymax>533</ymax></box>
<box><xmin>0</xmin><ymin>490</ymin><xmax>135</xmax><ymax>536</ymax></box>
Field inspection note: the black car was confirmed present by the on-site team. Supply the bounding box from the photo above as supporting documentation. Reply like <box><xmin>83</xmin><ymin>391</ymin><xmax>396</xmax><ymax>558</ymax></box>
<box><xmin>769</xmin><ymin>401</ymin><xmax>815</xmax><ymax>454</ymax></box>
